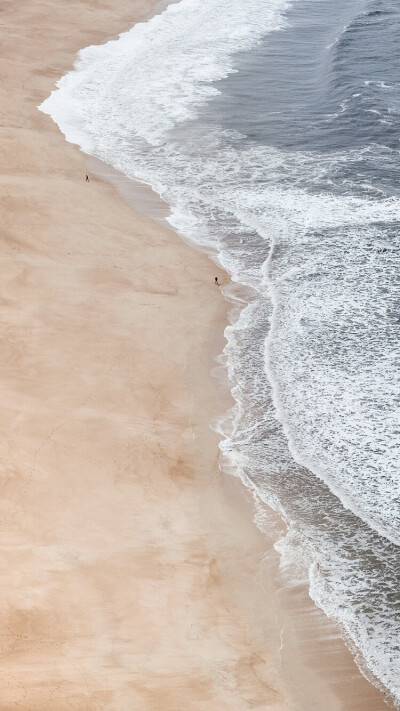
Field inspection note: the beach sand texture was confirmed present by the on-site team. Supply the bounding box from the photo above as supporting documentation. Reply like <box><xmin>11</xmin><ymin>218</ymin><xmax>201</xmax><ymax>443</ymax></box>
<box><xmin>0</xmin><ymin>1</ymin><xmax>393</xmax><ymax>709</ymax></box>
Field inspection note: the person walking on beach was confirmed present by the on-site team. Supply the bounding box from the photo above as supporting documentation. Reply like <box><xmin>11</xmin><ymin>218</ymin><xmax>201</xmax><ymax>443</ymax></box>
<box><xmin>86</xmin><ymin>174</ymin><xmax>89</xmax><ymax>182</ymax></box>
<box><xmin>215</xmin><ymin>276</ymin><xmax>220</xmax><ymax>286</ymax></box>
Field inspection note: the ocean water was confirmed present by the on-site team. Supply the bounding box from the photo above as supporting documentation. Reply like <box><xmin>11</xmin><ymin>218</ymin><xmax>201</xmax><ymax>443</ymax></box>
<box><xmin>39</xmin><ymin>0</ymin><xmax>400</xmax><ymax>703</ymax></box>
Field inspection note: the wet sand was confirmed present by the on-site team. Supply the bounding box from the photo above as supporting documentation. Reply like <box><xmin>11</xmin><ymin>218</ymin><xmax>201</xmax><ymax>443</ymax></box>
<box><xmin>0</xmin><ymin>0</ymin><xmax>393</xmax><ymax>709</ymax></box>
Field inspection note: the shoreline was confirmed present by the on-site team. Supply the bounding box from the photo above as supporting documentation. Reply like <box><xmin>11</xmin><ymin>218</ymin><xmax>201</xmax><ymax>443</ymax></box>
<box><xmin>0</xmin><ymin>0</ymin><xmax>394</xmax><ymax>709</ymax></box>
<box><xmin>68</xmin><ymin>160</ymin><xmax>393</xmax><ymax>710</ymax></box>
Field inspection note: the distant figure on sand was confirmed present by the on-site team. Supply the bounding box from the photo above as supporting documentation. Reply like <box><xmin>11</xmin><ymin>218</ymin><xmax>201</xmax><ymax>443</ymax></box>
<box><xmin>215</xmin><ymin>276</ymin><xmax>220</xmax><ymax>286</ymax></box>
<box><xmin>86</xmin><ymin>174</ymin><xmax>89</xmax><ymax>182</ymax></box>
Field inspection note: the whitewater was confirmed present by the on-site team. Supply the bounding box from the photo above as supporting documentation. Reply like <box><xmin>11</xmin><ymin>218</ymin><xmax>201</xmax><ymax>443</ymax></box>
<box><xmin>39</xmin><ymin>0</ymin><xmax>400</xmax><ymax>703</ymax></box>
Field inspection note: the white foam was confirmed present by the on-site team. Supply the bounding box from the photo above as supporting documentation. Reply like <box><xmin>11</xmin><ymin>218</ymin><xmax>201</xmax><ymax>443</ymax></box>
<box><xmin>40</xmin><ymin>0</ymin><xmax>291</xmax><ymax>148</ymax></box>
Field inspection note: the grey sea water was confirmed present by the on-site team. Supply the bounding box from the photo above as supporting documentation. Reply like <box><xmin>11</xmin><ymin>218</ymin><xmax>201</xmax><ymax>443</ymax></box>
<box><xmin>205</xmin><ymin>0</ymin><xmax>400</xmax><ymax>698</ymax></box>
<box><xmin>40</xmin><ymin>0</ymin><xmax>400</xmax><ymax>702</ymax></box>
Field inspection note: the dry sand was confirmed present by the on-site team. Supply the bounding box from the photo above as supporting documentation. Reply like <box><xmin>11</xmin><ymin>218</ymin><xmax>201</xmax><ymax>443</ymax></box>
<box><xmin>0</xmin><ymin>1</ymin><xmax>393</xmax><ymax>709</ymax></box>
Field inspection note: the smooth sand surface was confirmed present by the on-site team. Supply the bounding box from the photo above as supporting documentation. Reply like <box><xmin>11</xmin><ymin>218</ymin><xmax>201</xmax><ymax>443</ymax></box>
<box><xmin>0</xmin><ymin>1</ymin><xmax>393</xmax><ymax>709</ymax></box>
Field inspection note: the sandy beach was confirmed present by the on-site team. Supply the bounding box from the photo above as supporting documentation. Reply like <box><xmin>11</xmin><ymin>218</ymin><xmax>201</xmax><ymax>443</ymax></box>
<box><xmin>0</xmin><ymin>1</ymin><xmax>394</xmax><ymax>709</ymax></box>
